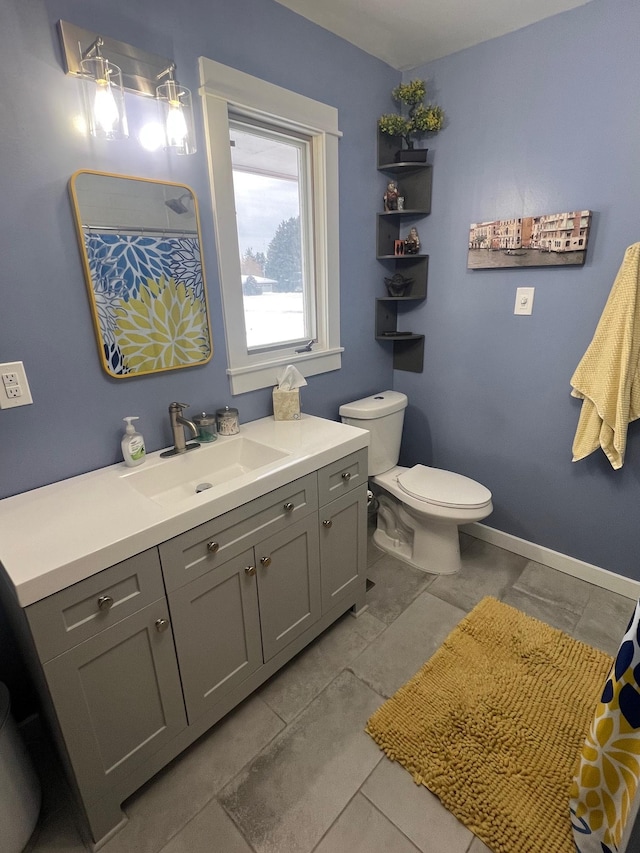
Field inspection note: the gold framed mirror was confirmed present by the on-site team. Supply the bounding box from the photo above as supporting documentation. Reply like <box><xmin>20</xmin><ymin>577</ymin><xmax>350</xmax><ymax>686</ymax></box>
<box><xmin>69</xmin><ymin>170</ymin><xmax>213</xmax><ymax>378</ymax></box>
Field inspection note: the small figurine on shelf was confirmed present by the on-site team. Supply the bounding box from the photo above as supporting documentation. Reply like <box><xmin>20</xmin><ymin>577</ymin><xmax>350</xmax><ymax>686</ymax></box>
<box><xmin>384</xmin><ymin>272</ymin><xmax>413</xmax><ymax>297</ymax></box>
<box><xmin>404</xmin><ymin>227</ymin><xmax>421</xmax><ymax>254</ymax></box>
<box><xmin>383</xmin><ymin>181</ymin><xmax>399</xmax><ymax>211</ymax></box>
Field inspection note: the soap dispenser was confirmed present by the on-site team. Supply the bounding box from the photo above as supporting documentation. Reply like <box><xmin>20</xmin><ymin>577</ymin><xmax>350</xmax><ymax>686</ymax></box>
<box><xmin>121</xmin><ymin>417</ymin><xmax>146</xmax><ymax>467</ymax></box>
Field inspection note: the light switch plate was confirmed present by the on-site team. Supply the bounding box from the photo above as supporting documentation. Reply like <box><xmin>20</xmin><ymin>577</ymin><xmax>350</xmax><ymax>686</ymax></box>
<box><xmin>514</xmin><ymin>287</ymin><xmax>535</xmax><ymax>316</ymax></box>
<box><xmin>0</xmin><ymin>361</ymin><xmax>33</xmax><ymax>409</ymax></box>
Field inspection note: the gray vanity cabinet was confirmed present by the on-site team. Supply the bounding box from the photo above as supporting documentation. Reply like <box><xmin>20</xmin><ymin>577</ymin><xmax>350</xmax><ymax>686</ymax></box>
<box><xmin>6</xmin><ymin>447</ymin><xmax>368</xmax><ymax>847</ymax></box>
<box><xmin>319</xmin><ymin>484</ymin><xmax>367</xmax><ymax>613</ymax></box>
<box><xmin>166</xmin><ymin>548</ymin><xmax>263</xmax><ymax>724</ymax></box>
<box><xmin>162</xmin><ymin>483</ymin><xmax>321</xmax><ymax>724</ymax></box>
<box><xmin>42</xmin><ymin>601</ymin><xmax>186</xmax><ymax>797</ymax></box>
<box><xmin>317</xmin><ymin>449</ymin><xmax>368</xmax><ymax>614</ymax></box>
<box><xmin>24</xmin><ymin>550</ymin><xmax>186</xmax><ymax>809</ymax></box>
<box><xmin>254</xmin><ymin>515</ymin><xmax>321</xmax><ymax>661</ymax></box>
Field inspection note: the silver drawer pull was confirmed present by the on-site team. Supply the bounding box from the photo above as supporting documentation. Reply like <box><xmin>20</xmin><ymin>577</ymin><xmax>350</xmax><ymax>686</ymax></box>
<box><xmin>322</xmin><ymin>519</ymin><xmax>333</xmax><ymax>529</ymax></box>
<box><xmin>283</xmin><ymin>502</ymin><xmax>294</xmax><ymax>512</ymax></box>
<box><xmin>155</xmin><ymin>618</ymin><xmax>169</xmax><ymax>633</ymax></box>
<box><xmin>260</xmin><ymin>556</ymin><xmax>272</xmax><ymax>568</ymax></box>
<box><xmin>207</xmin><ymin>540</ymin><xmax>220</xmax><ymax>554</ymax></box>
<box><xmin>341</xmin><ymin>472</ymin><xmax>352</xmax><ymax>481</ymax></box>
<box><xmin>245</xmin><ymin>565</ymin><xmax>256</xmax><ymax>576</ymax></box>
<box><xmin>97</xmin><ymin>595</ymin><xmax>114</xmax><ymax>612</ymax></box>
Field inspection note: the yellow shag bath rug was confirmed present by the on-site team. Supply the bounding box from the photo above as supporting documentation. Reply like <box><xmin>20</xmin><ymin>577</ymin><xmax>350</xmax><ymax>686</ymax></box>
<box><xmin>365</xmin><ymin>596</ymin><xmax>613</xmax><ymax>853</ymax></box>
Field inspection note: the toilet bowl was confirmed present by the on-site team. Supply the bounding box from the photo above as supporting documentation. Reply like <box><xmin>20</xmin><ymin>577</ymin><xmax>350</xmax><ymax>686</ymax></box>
<box><xmin>373</xmin><ymin>464</ymin><xmax>492</xmax><ymax>574</ymax></box>
<box><xmin>339</xmin><ymin>391</ymin><xmax>493</xmax><ymax>575</ymax></box>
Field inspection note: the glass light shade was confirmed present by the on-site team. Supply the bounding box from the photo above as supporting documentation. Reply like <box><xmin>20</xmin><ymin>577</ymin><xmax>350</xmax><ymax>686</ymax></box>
<box><xmin>80</xmin><ymin>56</ymin><xmax>128</xmax><ymax>140</ymax></box>
<box><xmin>156</xmin><ymin>78</ymin><xmax>196</xmax><ymax>155</ymax></box>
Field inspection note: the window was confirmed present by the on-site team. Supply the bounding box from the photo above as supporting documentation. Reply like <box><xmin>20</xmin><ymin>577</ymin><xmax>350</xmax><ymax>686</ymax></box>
<box><xmin>199</xmin><ymin>58</ymin><xmax>343</xmax><ymax>394</ymax></box>
<box><xmin>231</xmin><ymin>120</ymin><xmax>314</xmax><ymax>351</ymax></box>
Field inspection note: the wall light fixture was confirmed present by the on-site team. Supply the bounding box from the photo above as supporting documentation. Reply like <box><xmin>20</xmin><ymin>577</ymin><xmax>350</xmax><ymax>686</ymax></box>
<box><xmin>58</xmin><ymin>20</ymin><xmax>196</xmax><ymax>154</ymax></box>
<box><xmin>79</xmin><ymin>37</ymin><xmax>128</xmax><ymax>140</ymax></box>
<box><xmin>156</xmin><ymin>64</ymin><xmax>197</xmax><ymax>155</ymax></box>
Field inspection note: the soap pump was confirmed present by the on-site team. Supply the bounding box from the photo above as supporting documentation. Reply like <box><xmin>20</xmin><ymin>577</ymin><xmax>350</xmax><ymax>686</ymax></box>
<box><xmin>121</xmin><ymin>417</ymin><xmax>146</xmax><ymax>468</ymax></box>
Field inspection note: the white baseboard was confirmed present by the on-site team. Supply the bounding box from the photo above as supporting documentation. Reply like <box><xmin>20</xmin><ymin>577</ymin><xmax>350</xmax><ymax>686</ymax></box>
<box><xmin>462</xmin><ymin>522</ymin><xmax>640</xmax><ymax>601</ymax></box>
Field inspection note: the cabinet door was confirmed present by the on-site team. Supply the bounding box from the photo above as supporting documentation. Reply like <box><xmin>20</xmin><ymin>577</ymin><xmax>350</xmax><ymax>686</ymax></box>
<box><xmin>319</xmin><ymin>485</ymin><xmax>367</xmax><ymax>613</ymax></box>
<box><xmin>256</xmin><ymin>516</ymin><xmax>321</xmax><ymax>662</ymax></box>
<box><xmin>168</xmin><ymin>549</ymin><xmax>262</xmax><ymax>724</ymax></box>
<box><xmin>43</xmin><ymin>600</ymin><xmax>186</xmax><ymax>799</ymax></box>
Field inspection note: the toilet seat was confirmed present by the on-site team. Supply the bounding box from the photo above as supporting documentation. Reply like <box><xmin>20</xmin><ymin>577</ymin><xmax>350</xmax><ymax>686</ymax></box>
<box><xmin>397</xmin><ymin>465</ymin><xmax>492</xmax><ymax>509</ymax></box>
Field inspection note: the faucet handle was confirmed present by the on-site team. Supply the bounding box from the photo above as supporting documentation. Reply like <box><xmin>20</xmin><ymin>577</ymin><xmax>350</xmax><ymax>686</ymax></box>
<box><xmin>169</xmin><ymin>401</ymin><xmax>190</xmax><ymax>412</ymax></box>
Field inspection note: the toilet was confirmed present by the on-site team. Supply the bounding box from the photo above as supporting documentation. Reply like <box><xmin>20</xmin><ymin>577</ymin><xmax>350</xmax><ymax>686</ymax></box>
<box><xmin>339</xmin><ymin>391</ymin><xmax>492</xmax><ymax>575</ymax></box>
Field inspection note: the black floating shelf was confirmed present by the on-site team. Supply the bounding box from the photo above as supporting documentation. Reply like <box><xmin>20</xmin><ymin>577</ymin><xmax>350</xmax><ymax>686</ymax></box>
<box><xmin>381</xmin><ymin>335</ymin><xmax>425</xmax><ymax>373</ymax></box>
<box><xmin>377</xmin><ymin>253</ymin><xmax>428</xmax><ymax>260</ymax></box>
<box><xmin>378</xmin><ymin>162</ymin><xmax>431</xmax><ymax>173</ymax></box>
<box><xmin>375</xmin><ymin>131</ymin><xmax>429</xmax><ymax>374</ymax></box>
<box><xmin>379</xmin><ymin>209</ymin><xmax>430</xmax><ymax>218</ymax></box>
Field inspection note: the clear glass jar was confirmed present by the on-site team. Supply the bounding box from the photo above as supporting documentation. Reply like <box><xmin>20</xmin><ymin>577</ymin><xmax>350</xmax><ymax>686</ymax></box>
<box><xmin>215</xmin><ymin>406</ymin><xmax>239</xmax><ymax>436</ymax></box>
<box><xmin>193</xmin><ymin>412</ymin><xmax>217</xmax><ymax>442</ymax></box>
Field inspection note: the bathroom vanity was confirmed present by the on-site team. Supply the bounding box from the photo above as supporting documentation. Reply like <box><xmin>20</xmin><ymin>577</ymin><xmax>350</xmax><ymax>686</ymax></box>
<box><xmin>0</xmin><ymin>416</ymin><xmax>369</xmax><ymax>846</ymax></box>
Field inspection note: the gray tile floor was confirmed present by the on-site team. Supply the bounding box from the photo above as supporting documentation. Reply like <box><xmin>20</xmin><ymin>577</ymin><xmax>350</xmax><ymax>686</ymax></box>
<box><xmin>22</xmin><ymin>530</ymin><xmax>636</xmax><ymax>853</ymax></box>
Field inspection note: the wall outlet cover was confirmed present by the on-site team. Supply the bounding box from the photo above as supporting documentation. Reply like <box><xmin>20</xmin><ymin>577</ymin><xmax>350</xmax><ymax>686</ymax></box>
<box><xmin>514</xmin><ymin>287</ymin><xmax>535</xmax><ymax>316</ymax></box>
<box><xmin>0</xmin><ymin>361</ymin><xmax>33</xmax><ymax>409</ymax></box>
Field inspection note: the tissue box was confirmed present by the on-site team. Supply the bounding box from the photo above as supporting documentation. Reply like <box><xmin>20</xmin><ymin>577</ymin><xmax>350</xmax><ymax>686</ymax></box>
<box><xmin>273</xmin><ymin>388</ymin><xmax>300</xmax><ymax>420</ymax></box>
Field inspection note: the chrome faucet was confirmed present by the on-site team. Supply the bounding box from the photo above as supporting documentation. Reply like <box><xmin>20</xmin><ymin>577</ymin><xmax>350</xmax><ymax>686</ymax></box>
<box><xmin>160</xmin><ymin>402</ymin><xmax>200</xmax><ymax>457</ymax></box>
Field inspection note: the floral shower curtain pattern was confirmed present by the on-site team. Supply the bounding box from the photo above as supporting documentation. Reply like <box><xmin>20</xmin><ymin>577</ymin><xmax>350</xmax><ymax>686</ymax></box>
<box><xmin>570</xmin><ymin>599</ymin><xmax>640</xmax><ymax>852</ymax></box>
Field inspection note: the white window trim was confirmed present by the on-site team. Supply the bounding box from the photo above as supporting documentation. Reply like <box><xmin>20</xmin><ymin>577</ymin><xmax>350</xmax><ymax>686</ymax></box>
<box><xmin>199</xmin><ymin>57</ymin><xmax>343</xmax><ymax>395</ymax></box>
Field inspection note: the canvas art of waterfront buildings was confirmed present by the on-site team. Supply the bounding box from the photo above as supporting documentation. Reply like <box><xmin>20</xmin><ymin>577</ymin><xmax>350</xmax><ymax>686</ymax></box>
<box><xmin>468</xmin><ymin>210</ymin><xmax>591</xmax><ymax>268</ymax></box>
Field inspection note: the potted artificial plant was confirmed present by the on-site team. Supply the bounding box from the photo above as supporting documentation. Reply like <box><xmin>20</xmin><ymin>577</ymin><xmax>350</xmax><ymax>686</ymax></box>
<box><xmin>378</xmin><ymin>79</ymin><xmax>444</xmax><ymax>162</ymax></box>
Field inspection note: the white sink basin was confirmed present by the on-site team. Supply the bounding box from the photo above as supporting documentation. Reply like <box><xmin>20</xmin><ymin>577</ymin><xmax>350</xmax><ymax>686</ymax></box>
<box><xmin>123</xmin><ymin>437</ymin><xmax>290</xmax><ymax>507</ymax></box>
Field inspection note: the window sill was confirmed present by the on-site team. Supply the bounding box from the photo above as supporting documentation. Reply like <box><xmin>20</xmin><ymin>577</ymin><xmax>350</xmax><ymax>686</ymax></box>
<box><xmin>226</xmin><ymin>348</ymin><xmax>343</xmax><ymax>395</ymax></box>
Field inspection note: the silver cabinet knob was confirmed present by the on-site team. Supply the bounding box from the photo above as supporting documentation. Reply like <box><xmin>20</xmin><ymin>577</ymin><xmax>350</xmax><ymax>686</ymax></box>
<box><xmin>207</xmin><ymin>540</ymin><xmax>220</xmax><ymax>553</ymax></box>
<box><xmin>283</xmin><ymin>502</ymin><xmax>294</xmax><ymax>512</ymax></box>
<box><xmin>260</xmin><ymin>556</ymin><xmax>272</xmax><ymax>568</ymax></box>
<box><xmin>322</xmin><ymin>519</ymin><xmax>333</xmax><ymax>528</ymax></box>
<box><xmin>245</xmin><ymin>565</ymin><xmax>256</xmax><ymax>576</ymax></box>
<box><xmin>155</xmin><ymin>618</ymin><xmax>169</xmax><ymax>633</ymax></box>
<box><xmin>97</xmin><ymin>595</ymin><xmax>114</xmax><ymax>612</ymax></box>
<box><xmin>341</xmin><ymin>472</ymin><xmax>351</xmax><ymax>481</ymax></box>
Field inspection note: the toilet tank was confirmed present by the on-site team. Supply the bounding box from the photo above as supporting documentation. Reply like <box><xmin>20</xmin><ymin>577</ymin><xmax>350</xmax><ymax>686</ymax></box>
<box><xmin>339</xmin><ymin>391</ymin><xmax>408</xmax><ymax>476</ymax></box>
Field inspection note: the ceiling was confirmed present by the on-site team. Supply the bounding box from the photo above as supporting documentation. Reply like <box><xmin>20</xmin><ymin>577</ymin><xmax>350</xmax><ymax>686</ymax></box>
<box><xmin>273</xmin><ymin>0</ymin><xmax>592</xmax><ymax>70</ymax></box>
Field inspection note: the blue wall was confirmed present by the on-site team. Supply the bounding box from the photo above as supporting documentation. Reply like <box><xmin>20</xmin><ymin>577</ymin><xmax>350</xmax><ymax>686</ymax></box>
<box><xmin>0</xmin><ymin>0</ymin><xmax>396</xmax><ymax>502</ymax></box>
<box><xmin>0</xmin><ymin>0</ymin><xmax>396</xmax><ymax>716</ymax></box>
<box><xmin>396</xmin><ymin>0</ymin><xmax>640</xmax><ymax>580</ymax></box>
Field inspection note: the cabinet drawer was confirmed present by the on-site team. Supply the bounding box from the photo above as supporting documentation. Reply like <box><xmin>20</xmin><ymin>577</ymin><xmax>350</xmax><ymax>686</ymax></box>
<box><xmin>159</xmin><ymin>473</ymin><xmax>318</xmax><ymax>591</ymax></box>
<box><xmin>317</xmin><ymin>449</ymin><xmax>368</xmax><ymax>506</ymax></box>
<box><xmin>26</xmin><ymin>548</ymin><xmax>165</xmax><ymax>662</ymax></box>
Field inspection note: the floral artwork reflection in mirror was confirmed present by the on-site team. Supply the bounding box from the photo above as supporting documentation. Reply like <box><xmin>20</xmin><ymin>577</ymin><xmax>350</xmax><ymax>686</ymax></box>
<box><xmin>69</xmin><ymin>171</ymin><xmax>212</xmax><ymax>377</ymax></box>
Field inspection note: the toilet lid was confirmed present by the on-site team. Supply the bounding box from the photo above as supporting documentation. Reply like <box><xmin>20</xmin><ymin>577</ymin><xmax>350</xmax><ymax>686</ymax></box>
<box><xmin>397</xmin><ymin>465</ymin><xmax>492</xmax><ymax>509</ymax></box>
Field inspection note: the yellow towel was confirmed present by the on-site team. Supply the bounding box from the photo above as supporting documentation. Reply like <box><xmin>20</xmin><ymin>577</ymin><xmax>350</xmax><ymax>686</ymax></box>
<box><xmin>571</xmin><ymin>243</ymin><xmax>640</xmax><ymax>469</ymax></box>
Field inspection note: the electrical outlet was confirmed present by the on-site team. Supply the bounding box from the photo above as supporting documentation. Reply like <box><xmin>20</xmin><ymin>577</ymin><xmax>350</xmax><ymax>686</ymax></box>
<box><xmin>0</xmin><ymin>361</ymin><xmax>33</xmax><ymax>409</ymax></box>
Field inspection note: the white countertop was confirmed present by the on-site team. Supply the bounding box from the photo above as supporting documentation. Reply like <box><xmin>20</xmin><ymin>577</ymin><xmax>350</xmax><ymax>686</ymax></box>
<box><xmin>0</xmin><ymin>415</ymin><xmax>368</xmax><ymax>607</ymax></box>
